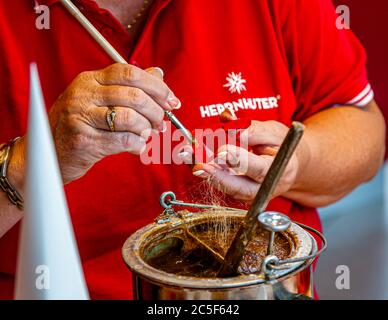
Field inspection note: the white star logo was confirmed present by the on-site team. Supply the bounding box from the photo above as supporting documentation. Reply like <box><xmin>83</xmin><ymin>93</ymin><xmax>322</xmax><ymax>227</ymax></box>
<box><xmin>223</xmin><ymin>72</ymin><xmax>247</xmax><ymax>94</ymax></box>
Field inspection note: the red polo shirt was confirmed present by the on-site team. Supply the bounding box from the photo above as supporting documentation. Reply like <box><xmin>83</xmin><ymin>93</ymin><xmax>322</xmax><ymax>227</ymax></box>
<box><xmin>0</xmin><ymin>0</ymin><xmax>373</xmax><ymax>299</ymax></box>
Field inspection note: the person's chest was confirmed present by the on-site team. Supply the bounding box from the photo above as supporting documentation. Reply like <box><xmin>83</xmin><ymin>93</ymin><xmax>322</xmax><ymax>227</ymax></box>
<box><xmin>137</xmin><ymin>0</ymin><xmax>298</xmax><ymax>129</ymax></box>
<box><xmin>0</xmin><ymin>0</ymin><xmax>298</xmax><ymax>261</ymax></box>
<box><xmin>1</xmin><ymin>0</ymin><xmax>297</xmax><ymax>135</ymax></box>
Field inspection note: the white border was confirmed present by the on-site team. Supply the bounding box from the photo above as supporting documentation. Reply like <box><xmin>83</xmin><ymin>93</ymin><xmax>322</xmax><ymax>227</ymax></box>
<box><xmin>345</xmin><ymin>84</ymin><xmax>374</xmax><ymax>107</ymax></box>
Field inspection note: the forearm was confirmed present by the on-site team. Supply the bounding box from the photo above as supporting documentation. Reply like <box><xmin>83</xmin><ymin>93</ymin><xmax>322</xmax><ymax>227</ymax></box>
<box><xmin>285</xmin><ymin>101</ymin><xmax>386</xmax><ymax>207</ymax></box>
<box><xmin>0</xmin><ymin>138</ymin><xmax>25</xmax><ymax>238</ymax></box>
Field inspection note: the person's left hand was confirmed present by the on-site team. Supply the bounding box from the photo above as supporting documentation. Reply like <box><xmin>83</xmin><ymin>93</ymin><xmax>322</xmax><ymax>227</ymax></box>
<box><xmin>181</xmin><ymin>120</ymin><xmax>308</xmax><ymax>203</ymax></box>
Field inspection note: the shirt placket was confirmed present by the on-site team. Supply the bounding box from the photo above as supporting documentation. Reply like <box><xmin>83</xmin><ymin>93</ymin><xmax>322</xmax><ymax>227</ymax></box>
<box><xmin>64</xmin><ymin>0</ymin><xmax>174</xmax><ymax>69</ymax></box>
<box><xmin>129</xmin><ymin>0</ymin><xmax>174</xmax><ymax>67</ymax></box>
<box><xmin>76</xmin><ymin>0</ymin><xmax>133</xmax><ymax>60</ymax></box>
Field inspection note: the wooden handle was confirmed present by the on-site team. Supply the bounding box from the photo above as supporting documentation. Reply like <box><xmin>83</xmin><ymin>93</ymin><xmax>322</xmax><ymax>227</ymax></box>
<box><xmin>217</xmin><ymin>122</ymin><xmax>305</xmax><ymax>277</ymax></box>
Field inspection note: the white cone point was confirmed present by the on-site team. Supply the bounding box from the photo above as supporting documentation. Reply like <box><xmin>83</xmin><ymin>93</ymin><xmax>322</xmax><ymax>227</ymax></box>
<box><xmin>14</xmin><ymin>64</ymin><xmax>89</xmax><ymax>300</ymax></box>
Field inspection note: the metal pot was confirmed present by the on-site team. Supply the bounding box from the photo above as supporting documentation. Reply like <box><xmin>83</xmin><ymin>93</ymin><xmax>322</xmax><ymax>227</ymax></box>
<box><xmin>122</xmin><ymin>193</ymin><xmax>326</xmax><ymax>300</ymax></box>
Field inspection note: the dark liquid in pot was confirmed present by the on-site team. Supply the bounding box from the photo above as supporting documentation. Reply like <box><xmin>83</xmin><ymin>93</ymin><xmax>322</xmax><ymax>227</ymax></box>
<box><xmin>146</xmin><ymin>226</ymin><xmax>292</xmax><ymax>278</ymax></box>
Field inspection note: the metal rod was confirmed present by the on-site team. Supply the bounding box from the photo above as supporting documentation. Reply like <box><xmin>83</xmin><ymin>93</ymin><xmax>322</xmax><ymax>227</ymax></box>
<box><xmin>217</xmin><ymin>122</ymin><xmax>305</xmax><ymax>277</ymax></box>
<box><xmin>160</xmin><ymin>191</ymin><xmax>240</xmax><ymax>211</ymax></box>
<box><xmin>165</xmin><ymin>111</ymin><xmax>197</xmax><ymax>146</ymax></box>
<box><xmin>267</xmin><ymin>232</ymin><xmax>275</xmax><ymax>256</ymax></box>
<box><xmin>168</xmin><ymin>200</ymin><xmax>240</xmax><ymax>211</ymax></box>
<box><xmin>60</xmin><ymin>0</ymin><xmax>195</xmax><ymax>145</ymax></box>
<box><xmin>258</xmin><ymin>211</ymin><xmax>291</xmax><ymax>258</ymax></box>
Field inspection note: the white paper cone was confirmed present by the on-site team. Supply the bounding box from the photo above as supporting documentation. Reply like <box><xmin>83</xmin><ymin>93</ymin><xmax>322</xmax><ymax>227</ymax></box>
<box><xmin>14</xmin><ymin>63</ymin><xmax>89</xmax><ymax>300</ymax></box>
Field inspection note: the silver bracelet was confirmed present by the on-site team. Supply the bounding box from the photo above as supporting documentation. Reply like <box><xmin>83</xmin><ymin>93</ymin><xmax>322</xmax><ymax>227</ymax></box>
<box><xmin>0</xmin><ymin>137</ymin><xmax>24</xmax><ymax>210</ymax></box>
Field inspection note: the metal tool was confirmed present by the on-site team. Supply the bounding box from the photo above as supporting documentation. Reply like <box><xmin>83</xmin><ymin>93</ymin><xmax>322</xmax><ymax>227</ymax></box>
<box><xmin>217</xmin><ymin>122</ymin><xmax>305</xmax><ymax>277</ymax></box>
<box><xmin>165</xmin><ymin>111</ymin><xmax>197</xmax><ymax>146</ymax></box>
<box><xmin>60</xmin><ymin>0</ymin><xmax>196</xmax><ymax>146</ymax></box>
<box><xmin>258</xmin><ymin>211</ymin><xmax>291</xmax><ymax>256</ymax></box>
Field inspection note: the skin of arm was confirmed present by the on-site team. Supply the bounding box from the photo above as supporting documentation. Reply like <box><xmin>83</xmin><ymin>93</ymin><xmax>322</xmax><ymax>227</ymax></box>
<box><xmin>190</xmin><ymin>100</ymin><xmax>386</xmax><ymax>208</ymax></box>
<box><xmin>285</xmin><ymin>100</ymin><xmax>386</xmax><ymax>207</ymax></box>
<box><xmin>0</xmin><ymin>64</ymin><xmax>177</xmax><ymax>238</ymax></box>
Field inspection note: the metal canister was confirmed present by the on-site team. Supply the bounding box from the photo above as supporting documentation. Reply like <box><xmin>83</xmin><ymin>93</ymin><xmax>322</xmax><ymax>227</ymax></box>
<box><xmin>122</xmin><ymin>207</ymin><xmax>326</xmax><ymax>300</ymax></box>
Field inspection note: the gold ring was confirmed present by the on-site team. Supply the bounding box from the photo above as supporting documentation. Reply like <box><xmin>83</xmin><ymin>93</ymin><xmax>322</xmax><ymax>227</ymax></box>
<box><xmin>106</xmin><ymin>106</ymin><xmax>117</xmax><ymax>132</ymax></box>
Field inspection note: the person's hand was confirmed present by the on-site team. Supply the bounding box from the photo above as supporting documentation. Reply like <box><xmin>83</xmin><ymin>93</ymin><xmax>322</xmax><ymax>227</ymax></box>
<box><xmin>187</xmin><ymin>120</ymin><xmax>309</xmax><ymax>203</ymax></box>
<box><xmin>45</xmin><ymin>63</ymin><xmax>180</xmax><ymax>184</ymax></box>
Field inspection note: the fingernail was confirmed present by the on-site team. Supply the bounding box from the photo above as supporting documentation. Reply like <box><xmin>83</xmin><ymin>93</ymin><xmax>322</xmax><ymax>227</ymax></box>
<box><xmin>193</xmin><ymin>170</ymin><xmax>206</xmax><ymax>177</ymax></box>
<box><xmin>217</xmin><ymin>151</ymin><xmax>228</xmax><ymax>159</ymax></box>
<box><xmin>174</xmin><ymin>100</ymin><xmax>182</xmax><ymax>110</ymax></box>
<box><xmin>159</xmin><ymin>121</ymin><xmax>167</xmax><ymax>133</ymax></box>
<box><xmin>220</xmin><ymin>109</ymin><xmax>237</xmax><ymax>122</ymax></box>
<box><xmin>227</xmin><ymin>151</ymin><xmax>240</xmax><ymax>167</ymax></box>
<box><xmin>178</xmin><ymin>151</ymin><xmax>190</xmax><ymax>158</ymax></box>
<box><xmin>141</xmin><ymin>128</ymin><xmax>152</xmax><ymax>138</ymax></box>
<box><xmin>167</xmin><ymin>96</ymin><xmax>181</xmax><ymax>110</ymax></box>
<box><xmin>154</xmin><ymin>67</ymin><xmax>164</xmax><ymax>78</ymax></box>
<box><xmin>214</xmin><ymin>151</ymin><xmax>228</xmax><ymax>164</ymax></box>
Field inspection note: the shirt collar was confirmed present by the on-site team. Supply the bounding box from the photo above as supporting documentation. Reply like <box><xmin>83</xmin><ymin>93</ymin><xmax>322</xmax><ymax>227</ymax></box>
<box><xmin>36</xmin><ymin>0</ymin><xmax>172</xmax><ymax>8</ymax></box>
<box><xmin>35</xmin><ymin>0</ymin><xmax>60</xmax><ymax>6</ymax></box>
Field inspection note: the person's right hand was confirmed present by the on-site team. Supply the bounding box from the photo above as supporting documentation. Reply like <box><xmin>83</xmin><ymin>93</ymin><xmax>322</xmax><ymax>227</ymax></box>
<box><xmin>44</xmin><ymin>63</ymin><xmax>180</xmax><ymax>184</ymax></box>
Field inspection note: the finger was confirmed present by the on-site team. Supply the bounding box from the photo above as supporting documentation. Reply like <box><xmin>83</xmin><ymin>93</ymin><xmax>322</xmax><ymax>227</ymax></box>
<box><xmin>92</xmin><ymin>86</ymin><xmax>166</xmax><ymax>131</ymax></box>
<box><xmin>177</xmin><ymin>145</ymin><xmax>195</xmax><ymax>165</ymax></box>
<box><xmin>214</xmin><ymin>146</ymin><xmax>240</xmax><ymax>167</ymax></box>
<box><xmin>145</xmin><ymin>67</ymin><xmax>164</xmax><ymax>80</ymax></box>
<box><xmin>95</xmin><ymin>130</ymin><xmax>147</xmax><ymax>156</ymax></box>
<box><xmin>177</xmin><ymin>145</ymin><xmax>228</xmax><ymax>167</ymax></box>
<box><xmin>86</xmin><ymin>106</ymin><xmax>154</xmax><ymax>137</ymax></box>
<box><xmin>192</xmin><ymin>163</ymin><xmax>260</xmax><ymax>202</ymax></box>
<box><xmin>251</xmin><ymin>145</ymin><xmax>279</xmax><ymax>156</ymax></box>
<box><xmin>208</xmin><ymin>150</ymin><xmax>231</xmax><ymax>170</ymax></box>
<box><xmin>239</xmin><ymin>120</ymin><xmax>288</xmax><ymax>147</ymax></box>
<box><xmin>215</xmin><ymin>145</ymin><xmax>273</xmax><ymax>183</ymax></box>
<box><xmin>94</xmin><ymin>63</ymin><xmax>181</xmax><ymax>110</ymax></box>
<box><xmin>219</xmin><ymin>109</ymin><xmax>237</xmax><ymax>122</ymax></box>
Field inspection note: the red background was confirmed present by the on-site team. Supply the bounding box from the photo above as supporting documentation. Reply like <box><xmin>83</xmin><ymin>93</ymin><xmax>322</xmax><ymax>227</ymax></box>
<box><xmin>334</xmin><ymin>0</ymin><xmax>388</xmax><ymax>153</ymax></box>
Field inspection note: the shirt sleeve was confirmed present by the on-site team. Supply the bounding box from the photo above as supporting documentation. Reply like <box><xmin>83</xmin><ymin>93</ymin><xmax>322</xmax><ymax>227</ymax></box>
<box><xmin>282</xmin><ymin>0</ymin><xmax>374</xmax><ymax>121</ymax></box>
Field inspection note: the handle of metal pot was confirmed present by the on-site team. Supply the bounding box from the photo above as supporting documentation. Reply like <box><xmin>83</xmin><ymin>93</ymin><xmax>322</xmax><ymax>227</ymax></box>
<box><xmin>159</xmin><ymin>191</ymin><xmax>240</xmax><ymax>211</ymax></box>
<box><xmin>264</xmin><ymin>222</ymin><xmax>327</xmax><ymax>273</ymax></box>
